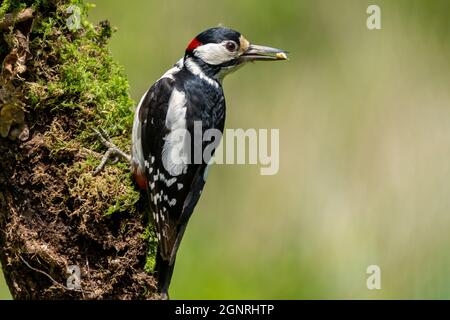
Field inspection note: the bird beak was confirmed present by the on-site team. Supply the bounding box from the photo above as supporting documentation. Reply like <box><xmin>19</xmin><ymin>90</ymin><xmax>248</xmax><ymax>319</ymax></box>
<box><xmin>240</xmin><ymin>44</ymin><xmax>288</xmax><ymax>63</ymax></box>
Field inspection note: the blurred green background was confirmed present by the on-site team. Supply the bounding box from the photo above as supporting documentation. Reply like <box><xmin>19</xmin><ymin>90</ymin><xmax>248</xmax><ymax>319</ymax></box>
<box><xmin>2</xmin><ymin>0</ymin><xmax>450</xmax><ymax>299</ymax></box>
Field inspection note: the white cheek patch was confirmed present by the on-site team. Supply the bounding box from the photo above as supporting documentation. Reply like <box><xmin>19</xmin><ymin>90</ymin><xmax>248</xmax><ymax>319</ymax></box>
<box><xmin>194</xmin><ymin>42</ymin><xmax>237</xmax><ymax>65</ymax></box>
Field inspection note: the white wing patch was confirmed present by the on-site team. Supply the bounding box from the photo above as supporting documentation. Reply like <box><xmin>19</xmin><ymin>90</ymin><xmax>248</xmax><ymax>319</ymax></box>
<box><xmin>132</xmin><ymin>59</ymin><xmax>182</xmax><ymax>173</ymax></box>
<box><xmin>162</xmin><ymin>88</ymin><xmax>189</xmax><ymax>176</ymax></box>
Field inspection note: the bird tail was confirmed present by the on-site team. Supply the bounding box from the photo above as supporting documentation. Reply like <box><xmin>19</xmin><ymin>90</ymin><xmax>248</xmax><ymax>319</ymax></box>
<box><xmin>155</xmin><ymin>247</ymin><xmax>176</xmax><ymax>300</ymax></box>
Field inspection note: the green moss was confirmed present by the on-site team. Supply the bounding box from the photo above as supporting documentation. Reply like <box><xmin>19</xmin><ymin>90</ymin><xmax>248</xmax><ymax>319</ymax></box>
<box><xmin>142</xmin><ymin>225</ymin><xmax>159</xmax><ymax>272</ymax></box>
<box><xmin>25</xmin><ymin>2</ymin><xmax>134</xmax><ymax>135</ymax></box>
<box><xmin>23</xmin><ymin>2</ymin><xmax>136</xmax><ymax>209</ymax></box>
<box><xmin>104</xmin><ymin>175</ymin><xmax>141</xmax><ymax>216</ymax></box>
<box><xmin>0</xmin><ymin>0</ymin><xmax>25</xmax><ymax>18</ymax></box>
<box><xmin>1</xmin><ymin>0</ymin><xmax>156</xmax><ymax>273</ymax></box>
<box><xmin>0</xmin><ymin>1</ymin><xmax>12</xmax><ymax>18</ymax></box>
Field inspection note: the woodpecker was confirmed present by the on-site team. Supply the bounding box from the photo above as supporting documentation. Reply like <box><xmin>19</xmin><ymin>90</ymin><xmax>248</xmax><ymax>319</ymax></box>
<box><xmin>130</xmin><ymin>27</ymin><xmax>287</xmax><ymax>299</ymax></box>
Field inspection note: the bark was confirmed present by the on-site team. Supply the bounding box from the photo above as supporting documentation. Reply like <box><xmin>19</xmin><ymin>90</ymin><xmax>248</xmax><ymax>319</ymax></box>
<box><xmin>0</xmin><ymin>0</ymin><xmax>158</xmax><ymax>299</ymax></box>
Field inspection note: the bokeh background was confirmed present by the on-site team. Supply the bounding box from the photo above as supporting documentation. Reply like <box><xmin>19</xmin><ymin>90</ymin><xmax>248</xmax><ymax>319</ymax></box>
<box><xmin>2</xmin><ymin>0</ymin><xmax>450</xmax><ymax>299</ymax></box>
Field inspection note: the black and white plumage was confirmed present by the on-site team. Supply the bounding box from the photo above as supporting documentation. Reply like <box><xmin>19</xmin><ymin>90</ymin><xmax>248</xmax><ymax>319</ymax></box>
<box><xmin>131</xmin><ymin>27</ymin><xmax>287</xmax><ymax>298</ymax></box>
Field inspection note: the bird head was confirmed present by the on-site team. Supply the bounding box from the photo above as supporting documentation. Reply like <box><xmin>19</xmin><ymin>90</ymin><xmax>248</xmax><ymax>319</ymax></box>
<box><xmin>184</xmin><ymin>27</ymin><xmax>287</xmax><ymax>81</ymax></box>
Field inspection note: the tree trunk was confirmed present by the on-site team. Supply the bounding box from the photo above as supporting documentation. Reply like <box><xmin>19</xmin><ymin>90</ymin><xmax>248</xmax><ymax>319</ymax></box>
<box><xmin>0</xmin><ymin>0</ymin><xmax>158</xmax><ymax>299</ymax></box>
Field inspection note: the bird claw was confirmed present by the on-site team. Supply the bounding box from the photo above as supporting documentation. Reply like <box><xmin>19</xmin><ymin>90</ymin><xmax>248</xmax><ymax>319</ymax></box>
<box><xmin>92</xmin><ymin>128</ymin><xmax>131</xmax><ymax>176</ymax></box>
<box><xmin>110</xmin><ymin>156</ymin><xmax>120</xmax><ymax>165</ymax></box>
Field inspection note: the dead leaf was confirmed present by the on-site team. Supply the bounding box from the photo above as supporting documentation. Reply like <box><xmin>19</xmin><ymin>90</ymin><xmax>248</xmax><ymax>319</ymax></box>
<box><xmin>1</xmin><ymin>13</ymin><xmax>33</xmax><ymax>82</ymax></box>
<box><xmin>0</xmin><ymin>103</ymin><xmax>25</xmax><ymax>138</ymax></box>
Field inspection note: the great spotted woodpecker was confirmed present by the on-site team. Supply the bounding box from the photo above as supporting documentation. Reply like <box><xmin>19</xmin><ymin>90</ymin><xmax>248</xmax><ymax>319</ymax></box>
<box><xmin>130</xmin><ymin>27</ymin><xmax>287</xmax><ymax>299</ymax></box>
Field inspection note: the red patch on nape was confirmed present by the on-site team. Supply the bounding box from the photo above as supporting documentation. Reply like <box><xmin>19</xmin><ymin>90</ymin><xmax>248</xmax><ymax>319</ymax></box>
<box><xmin>187</xmin><ymin>37</ymin><xmax>202</xmax><ymax>51</ymax></box>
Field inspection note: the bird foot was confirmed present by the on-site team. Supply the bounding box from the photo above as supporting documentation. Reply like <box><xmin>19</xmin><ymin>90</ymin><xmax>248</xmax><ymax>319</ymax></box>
<box><xmin>92</xmin><ymin>128</ymin><xmax>131</xmax><ymax>176</ymax></box>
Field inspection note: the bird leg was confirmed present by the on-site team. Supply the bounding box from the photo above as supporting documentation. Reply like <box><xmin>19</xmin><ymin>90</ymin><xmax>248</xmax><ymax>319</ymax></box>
<box><xmin>92</xmin><ymin>128</ymin><xmax>131</xmax><ymax>176</ymax></box>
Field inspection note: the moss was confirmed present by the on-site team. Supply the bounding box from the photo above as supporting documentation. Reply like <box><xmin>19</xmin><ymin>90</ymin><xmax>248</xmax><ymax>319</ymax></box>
<box><xmin>0</xmin><ymin>0</ymin><xmax>158</xmax><ymax>297</ymax></box>
<box><xmin>142</xmin><ymin>225</ymin><xmax>159</xmax><ymax>273</ymax></box>
<box><xmin>0</xmin><ymin>0</ymin><xmax>25</xmax><ymax>18</ymax></box>
<box><xmin>14</xmin><ymin>1</ymin><xmax>138</xmax><ymax>216</ymax></box>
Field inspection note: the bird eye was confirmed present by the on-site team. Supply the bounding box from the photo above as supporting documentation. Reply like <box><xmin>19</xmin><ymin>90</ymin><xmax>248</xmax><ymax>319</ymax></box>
<box><xmin>225</xmin><ymin>41</ymin><xmax>237</xmax><ymax>52</ymax></box>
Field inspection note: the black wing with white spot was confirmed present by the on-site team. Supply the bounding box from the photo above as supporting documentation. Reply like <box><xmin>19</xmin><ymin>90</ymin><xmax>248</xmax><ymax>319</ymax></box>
<box><xmin>139</xmin><ymin>72</ymin><xmax>225</xmax><ymax>261</ymax></box>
